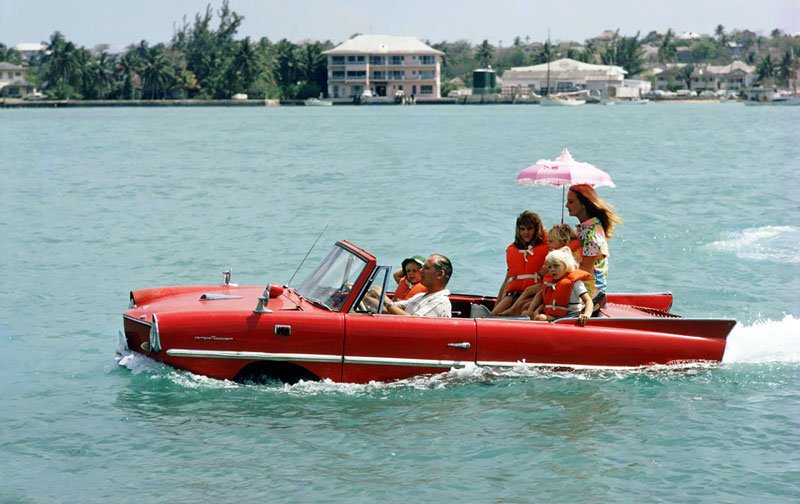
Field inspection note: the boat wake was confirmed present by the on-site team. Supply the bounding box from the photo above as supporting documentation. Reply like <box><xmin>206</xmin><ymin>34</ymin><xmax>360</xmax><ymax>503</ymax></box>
<box><xmin>722</xmin><ymin>314</ymin><xmax>800</xmax><ymax>363</ymax></box>
<box><xmin>706</xmin><ymin>225</ymin><xmax>800</xmax><ymax>264</ymax></box>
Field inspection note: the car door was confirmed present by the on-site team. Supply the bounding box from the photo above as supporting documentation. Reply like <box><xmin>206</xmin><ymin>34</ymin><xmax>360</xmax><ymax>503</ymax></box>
<box><xmin>342</xmin><ymin>314</ymin><xmax>477</xmax><ymax>383</ymax></box>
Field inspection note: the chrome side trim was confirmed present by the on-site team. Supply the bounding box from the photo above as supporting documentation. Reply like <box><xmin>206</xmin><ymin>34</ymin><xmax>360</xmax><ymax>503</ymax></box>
<box><xmin>478</xmin><ymin>360</ymin><xmax>658</xmax><ymax>370</ymax></box>
<box><xmin>164</xmin><ymin>349</ymin><xmax>468</xmax><ymax>369</ymax></box>
<box><xmin>344</xmin><ymin>355</ymin><xmax>467</xmax><ymax>369</ymax></box>
<box><xmin>165</xmin><ymin>349</ymin><xmax>342</xmax><ymax>363</ymax></box>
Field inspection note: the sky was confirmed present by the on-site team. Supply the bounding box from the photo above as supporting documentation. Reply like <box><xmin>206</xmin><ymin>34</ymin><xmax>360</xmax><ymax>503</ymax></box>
<box><xmin>1</xmin><ymin>0</ymin><xmax>799</xmax><ymax>50</ymax></box>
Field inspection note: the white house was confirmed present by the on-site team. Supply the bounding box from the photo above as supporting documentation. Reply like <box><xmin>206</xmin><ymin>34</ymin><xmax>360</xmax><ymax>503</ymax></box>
<box><xmin>323</xmin><ymin>35</ymin><xmax>444</xmax><ymax>99</ymax></box>
<box><xmin>501</xmin><ymin>58</ymin><xmax>626</xmax><ymax>96</ymax></box>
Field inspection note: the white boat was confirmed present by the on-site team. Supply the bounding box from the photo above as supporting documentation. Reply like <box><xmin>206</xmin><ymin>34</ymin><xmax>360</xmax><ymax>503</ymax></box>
<box><xmin>609</xmin><ymin>98</ymin><xmax>649</xmax><ymax>105</ymax></box>
<box><xmin>744</xmin><ymin>88</ymin><xmax>800</xmax><ymax>106</ymax></box>
<box><xmin>304</xmin><ymin>98</ymin><xmax>333</xmax><ymax>107</ymax></box>
<box><xmin>540</xmin><ymin>97</ymin><xmax>585</xmax><ymax>106</ymax></box>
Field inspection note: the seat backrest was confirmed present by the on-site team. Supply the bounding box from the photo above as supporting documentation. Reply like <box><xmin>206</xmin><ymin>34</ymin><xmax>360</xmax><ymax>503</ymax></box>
<box><xmin>470</xmin><ymin>303</ymin><xmax>491</xmax><ymax>318</ymax></box>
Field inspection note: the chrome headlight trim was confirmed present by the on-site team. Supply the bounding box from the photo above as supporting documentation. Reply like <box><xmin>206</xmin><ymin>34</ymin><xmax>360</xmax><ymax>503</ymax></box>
<box><xmin>149</xmin><ymin>314</ymin><xmax>161</xmax><ymax>352</ymax></box>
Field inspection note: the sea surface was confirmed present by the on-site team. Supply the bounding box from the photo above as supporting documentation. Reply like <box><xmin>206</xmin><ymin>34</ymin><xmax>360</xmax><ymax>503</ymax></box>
<box><xmin>1</xmin><ymin>103</ymin><xmax>798</xmax><ymax>503</ymax></box>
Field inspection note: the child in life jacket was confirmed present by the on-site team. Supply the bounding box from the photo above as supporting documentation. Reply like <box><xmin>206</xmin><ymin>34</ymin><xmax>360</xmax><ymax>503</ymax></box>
<box><xmin>491</xmin><ymin>211</ymin><xmax>548</xmax><ymax>316</ymax></box>
<box><xmin>501</xmin><ymin>223</ymin><xmax>577</xmax><ymax>316</ymax></box>
<box><xmin>529</xmin><ymin>246</ymin><xmax>594</xmax><ymax>326</ymax></box>
<box><xmin>392</xmin><ymin>255</ymin><xmax>428</xmax><ymax>300</ymax></box>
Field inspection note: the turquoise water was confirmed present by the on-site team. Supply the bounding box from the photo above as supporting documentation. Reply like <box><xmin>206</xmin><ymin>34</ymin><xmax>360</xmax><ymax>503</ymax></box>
<box><xmin>1</xmin><ymin>104</ymin><xmax>798</xmax><ymax>502</ymax></box>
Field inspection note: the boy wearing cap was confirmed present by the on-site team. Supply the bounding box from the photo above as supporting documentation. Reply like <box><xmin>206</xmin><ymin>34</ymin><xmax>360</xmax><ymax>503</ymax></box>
<box><xmin>392</xmin><ymin>255</ymin><xmax>428</xmax><ymax>300</ymax></box>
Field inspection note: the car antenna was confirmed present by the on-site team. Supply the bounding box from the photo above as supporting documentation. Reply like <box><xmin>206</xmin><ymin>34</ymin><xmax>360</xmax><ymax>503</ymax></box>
<box><xmin>288</xmin><ymin>224</ymin><xmax>329</xmax><ymax>286</ymax></box>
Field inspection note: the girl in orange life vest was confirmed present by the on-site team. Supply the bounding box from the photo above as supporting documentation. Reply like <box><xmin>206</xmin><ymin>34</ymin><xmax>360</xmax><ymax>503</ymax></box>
<box><xmin>503</xmin><ymin>223</ymin><xmax>579</xmax><ymax>316</ymax></box>
<box><xmin>392</xmin><ymin>255</ymin><xmax>428</xmax><ymax>301</ymax></box>
<box><xmin>491</xmin><ymin>211</ymin><xmax>548</xmax><ymax>316</ymax></box>
<box><xmin>531</xmin><ymin>247</ymin><xmax>594</xmax><ymax>326</ymax></box>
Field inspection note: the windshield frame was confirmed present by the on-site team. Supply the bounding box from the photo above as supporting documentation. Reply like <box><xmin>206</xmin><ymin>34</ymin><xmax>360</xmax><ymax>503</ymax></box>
<box><xmin>295</xmin><ymin>241</ymin><xmax>375</xmax><ymax>312</ymax></box>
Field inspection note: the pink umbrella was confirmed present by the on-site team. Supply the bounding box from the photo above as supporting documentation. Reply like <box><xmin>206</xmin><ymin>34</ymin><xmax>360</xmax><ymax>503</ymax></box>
<box><xmin>515</xmin><ymin>148</ymin><xmax>615</xmax><ymax>222</ymax></box>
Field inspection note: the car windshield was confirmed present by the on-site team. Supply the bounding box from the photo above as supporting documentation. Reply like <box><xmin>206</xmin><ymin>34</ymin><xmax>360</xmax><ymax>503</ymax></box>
<box><xmin>295</xmin><ymin>245</ymin><xmax>368</xmax><ymax>311</ymax></box>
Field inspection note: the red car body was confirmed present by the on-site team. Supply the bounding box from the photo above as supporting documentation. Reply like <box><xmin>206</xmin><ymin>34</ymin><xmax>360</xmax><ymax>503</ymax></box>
<box><xmin>122</xmin><ymin>241</ymin><xmax>735</xmax><ymax>384</ymax></box>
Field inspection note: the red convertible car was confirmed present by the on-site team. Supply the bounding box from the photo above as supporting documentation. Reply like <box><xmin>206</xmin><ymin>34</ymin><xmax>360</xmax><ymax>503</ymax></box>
<box><xmin>121</xmin><ymin>240</ymin><xmax>736</xmax><ymax>384</ymax></box>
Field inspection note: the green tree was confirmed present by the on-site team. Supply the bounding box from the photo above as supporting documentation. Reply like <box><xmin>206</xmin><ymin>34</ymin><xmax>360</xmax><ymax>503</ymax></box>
<box><xmin>116</xmin><ymin>51</ymin><xmax>140</xmax><ymax>99</ymax></box>
<box><xmin>756</xmin><ymin>55</ymin><xmax>775</xmax><ymax>82</ymax></box>
<box><xmin>272</xmin><ymin>39</ymin><xmax>298</xmax><ymax>98</ymax></box>
<box><xmin>658</xmin><ymin>30</ymin><xmax>677</xmax><ymax>65</ymax></box>
<box><xmin>297</xmin><ymin>41</ymin><xmax>328</xmax><ymax>95</ymax></box>
<box><xmin>90</xmin><ymin>52</ymin><xmax>116</xmax><ymax>99</ymax></box>
<box><xmin>140</xmin><ymin>45</ymin><xmax>175</xmax><ymax>99</ymax></box>
<box><xmin>475</xmin><ymin>39</ymin><xmax>493</xmax><ymax>67</ymax></box>
<box><xmin>688</xmin><ymin>40</ymin><xmax>719</xmax><ymax>62</ymax></box>
<box><xmin>714</xmin><ymin>25</ymin><xmax>727</xmax><ymax>44</ymax></box>
<box><xmin>603</xmin><ymin>31</ymin><xmax>644</xmax><ymax>76</ymax></box>
<box><xmin>680</xmin><ymin>64</ymin><xmax>695</xmax><ymax>89</ymax></box>
<box><xmin>776</xmin><ymin>50</ymin><xmax>795</xmax><ymax>85</ymax></box>
<box><xmin>43</xmin><ymin>32</ymin><xmax>84</xmax><ymax>98</ymax></box>
<box><xmin>0</xmin><ymin>43</ymin><xmax>23</xmax><ymax>64</ymax></box>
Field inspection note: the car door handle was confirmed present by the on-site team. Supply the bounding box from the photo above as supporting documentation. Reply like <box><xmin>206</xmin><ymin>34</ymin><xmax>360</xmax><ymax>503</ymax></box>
<box><xmin>447</xmin><ymin>342</ymin><xmax>471</xmax><ymax>349</ymax></box>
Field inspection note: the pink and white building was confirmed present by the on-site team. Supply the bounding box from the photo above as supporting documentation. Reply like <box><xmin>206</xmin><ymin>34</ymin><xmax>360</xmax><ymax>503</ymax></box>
<box><xmin>323</xmin><ymin>35</ymin><xmax>444</xmax><ymax>99</ymax></box>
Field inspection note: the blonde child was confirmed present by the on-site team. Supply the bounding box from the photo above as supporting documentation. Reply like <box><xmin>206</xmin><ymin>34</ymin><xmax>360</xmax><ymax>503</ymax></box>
<box><xmin>529</xmin><ymin>246</ymin><xmax>594</xmax><ymax>326</ymax></box>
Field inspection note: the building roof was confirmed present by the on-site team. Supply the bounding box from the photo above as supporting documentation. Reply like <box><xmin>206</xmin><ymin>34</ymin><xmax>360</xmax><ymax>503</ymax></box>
<box><xmin>14</xmin><ymin>42</ymin><xmax>47</xmax><ymax>52</ymax></box>
<box><xmin>0</xmin><ymin>62</ymin><xmax>26</xmax><ymax>70</ymax></box>
<box><xmin>589</xmin><ymin>30</ymin><xmax>618</xmax><ymax>42</ymax></box>
<box><xmin>323</xmin><ymin>35</ymin><xmax>443</xmax><ymax>56</ymax></box>
<box><xmin>503</xmin><ymin>58</ymin><xmax>626</xmax><ymax>79</ymax></box>
<box><xmin>697</xmin><ymin>61</ymin><xmax>756</xmax><ymax>75</ymax></box>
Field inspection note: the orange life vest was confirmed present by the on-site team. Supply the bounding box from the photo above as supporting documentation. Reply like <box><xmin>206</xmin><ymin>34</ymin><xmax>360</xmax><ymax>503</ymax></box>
<box><xmin>542</xmin><ymin>269</ymin><xmax>591</xmax><ymax>317</ymax></box>
<box><xmin>394</xmin><ymin>277</ymin><xmax>427</xmax><ymax>301</ymax></box>
<box><xmin>568</xmin><ymin>238</ymin><xmax>583</xmax><ymax>264</ymax></box>
<box><xmin>505</xmin><ymin>243</ymin><xmax>549</xmax><ymax>293</ymax></box>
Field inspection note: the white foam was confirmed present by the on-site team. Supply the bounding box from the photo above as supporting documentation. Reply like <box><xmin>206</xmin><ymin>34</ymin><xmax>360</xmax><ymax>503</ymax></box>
<box><xmin>723</xmin><ymin>314</ymin><xmax>800</xmax><ymax>363</ymax></box>
<box><xmin>706</xmin><ymin>225</ymin><xmax>800</xmax><ymax>264</ymax></box>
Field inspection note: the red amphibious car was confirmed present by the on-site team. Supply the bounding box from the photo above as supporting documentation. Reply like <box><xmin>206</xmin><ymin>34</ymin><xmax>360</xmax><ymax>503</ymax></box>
<box><xmin>121</xmin><ymin>240</ymin><xmax>736</xmax><ymax>384</ymax></box>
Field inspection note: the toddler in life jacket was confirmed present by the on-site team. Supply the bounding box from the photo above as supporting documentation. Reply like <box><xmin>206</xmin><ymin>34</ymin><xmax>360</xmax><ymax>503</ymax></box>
<box><xmin>530</xmin><ymin>246</ymin><xmax>594</xmax><ymax>326</ymax></box>
<box><xmin>393</xmin><ymin>255</ymin><xmax>428</xmax><ymax>301</ymax></box>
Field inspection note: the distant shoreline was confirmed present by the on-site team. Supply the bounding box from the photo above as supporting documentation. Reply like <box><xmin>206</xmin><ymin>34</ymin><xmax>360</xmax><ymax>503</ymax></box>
<box><xmin>0</xmin><ymin>97</ymin><xmax>731</xmax><ymax>108</ymax></box>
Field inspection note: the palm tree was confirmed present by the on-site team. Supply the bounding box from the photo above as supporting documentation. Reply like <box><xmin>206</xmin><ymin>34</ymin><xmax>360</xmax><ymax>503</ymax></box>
<box><xmin>272</xmin><ymin>39</ymin><xmax>298</xmax><ymax>98</ymax></box>
<box><xmin>228</xmin><ymin>37</ymin><xmax>261</xmax><ymax>93</ymax></box>
<box><xmin>140</xmin><ymin>46</ymin><xmax>175</xmax><ymax>99</ymax></box>
<box><xmin>91</xmin><ymin>52</ymin><xmax>116</xmax><ymax>99</ymax></box>
<box><xmin>714</xmin><ymin>25</ymin><xmax>727</xmax><ymax>44</ymax></box>
<box><xmin>757</xmin><ymin>55</ymin><xmax>775</xmax><ymax>83</ymax></box>
<box><xmin>297</xmin><ymin>41</ymin><xmax>327</xmax><ymax>95</ymax></box>
<box><xmin>116</xmin><ymin>51</ymin><xmax>140</xmax><ymax>99</ymax></box>
<box><xmin>45</xmin><ymin>35</ymin><xmax>83</xmax><ymax>97</ymax></box>
<box><xmin>680</xmin><ymin>64</ymin><xmax>695</xmax><ymax>90</ymax></box>
<box><xmin>658</xmin><ymin>30</ymin><xmax>677</xmax><ymax>65</ymax></box>
<box><xmin>475</xmin><ymin>39</ymin><xmax>493</xmax><ymax>67</ymax></box>
<box><xmin>777</xmin><ymin>50</ymin><xmax>794</xmax><ymax>85</ymax></box>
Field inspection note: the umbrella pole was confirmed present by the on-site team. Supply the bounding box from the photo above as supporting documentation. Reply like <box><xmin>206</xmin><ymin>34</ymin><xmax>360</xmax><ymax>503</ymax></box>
<box><xmin>561</xmin><ymin>186</ymin><xmax>565</xmax><ymax>223</ymax></box>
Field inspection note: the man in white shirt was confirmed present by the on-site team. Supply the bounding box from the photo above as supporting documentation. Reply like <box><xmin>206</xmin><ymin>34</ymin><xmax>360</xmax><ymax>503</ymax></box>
<box><xmin>370</xmin><ymin>254</ymin><xmax>453</xmax><ymax>318</ymax></box>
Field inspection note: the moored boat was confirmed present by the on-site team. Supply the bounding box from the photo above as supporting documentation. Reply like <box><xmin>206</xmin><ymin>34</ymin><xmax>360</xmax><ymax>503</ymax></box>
<box><xmin>744</xmin><ymin>87</ymin><xmax>800</xmax><ymax>106</ymax></box>
<box><xmin>121</xmin><ymin>240</ymin><xmax>736</xmax><ymax>384</ymax></box>
<box><xmin>304</xmin><ymin>97</ymin><xmax>333</xmax><ymax>106</ymax></box>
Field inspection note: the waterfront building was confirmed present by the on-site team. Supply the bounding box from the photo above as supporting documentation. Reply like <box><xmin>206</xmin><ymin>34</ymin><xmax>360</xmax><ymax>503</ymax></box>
<box><xmin>0</xmin><ymin>62</ymin><xmax>34</xmax><ymax>97</ymax></box>
<box><xmin>653</xmin><ymin>61</ymin><xmax>755</xmax><ymax>91</ymax></box>
<box><xmin>322</xmin><ymin>35</ymin><xmax>444</xmax><ymax>99</ymax></box>
<box><xmin>501</xmin><ymin>58</ymin><xmax>625</xmax><ymax>97</ymax></box>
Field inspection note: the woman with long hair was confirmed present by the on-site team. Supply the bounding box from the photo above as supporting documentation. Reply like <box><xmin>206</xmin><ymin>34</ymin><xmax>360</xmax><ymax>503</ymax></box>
<box><xmin>565</xmin><ymin>184</ymin><xmax>622</xmax><ymax>296</ymax></box>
